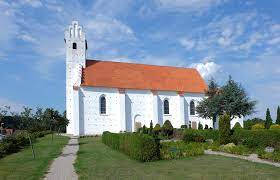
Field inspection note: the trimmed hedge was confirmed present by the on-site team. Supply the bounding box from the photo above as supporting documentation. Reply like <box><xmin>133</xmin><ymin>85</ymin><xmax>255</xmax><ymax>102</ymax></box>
<box><xmin>232</xmin><ymin>129</ymin><xmax>280</xmax><ymax>149</ymax></box>
<box><xmin>102</xmin><ymin>132</ymin><xmax>160</xmax><ymax>162</ymax></box>
<box><xmin>183</xmin><ymin>129</ymin><xmax>219</xmax><ymax>143</ymax></box>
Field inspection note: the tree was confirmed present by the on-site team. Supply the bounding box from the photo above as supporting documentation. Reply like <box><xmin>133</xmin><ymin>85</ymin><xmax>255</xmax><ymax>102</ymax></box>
<box><xmin>197</xmin><ymin>76</ymin><xmax>256</xmax><ymax>122</ymax></box>
<box><xmin>0</xmin><ymin>106</ymin><xmax>10</xmax><ymax>134</ymax></box>
<box><xmin>265</xmin><ymin>108</ymin><xmax>273</xmax><ymax>129</ymax></box>
<box><xmin>162</xmin><ymin>120</ymin><xmax>173</xmax><ymax>137</ymax></box>
<box><xmin>219</xmin><ymin>113</ymin><xmax>231</xmax><ymax>144</ymax></box>
<box><xmin>276</xmin><ymin>106</ymin><xmax>280</xmax><ymax>125</ymax></box>
<box><xmin>243</xmin><ymin>118</ymin><xmax>265</xmax><ymax>130</ymax></box>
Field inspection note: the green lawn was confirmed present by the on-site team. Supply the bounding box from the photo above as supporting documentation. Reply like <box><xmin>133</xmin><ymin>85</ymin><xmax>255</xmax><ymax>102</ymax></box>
<box><xmin>0</xmin><ymin>134</ymin><xmax>69</xmax><ymax>180</ymax></box>
<box><xmin>75</xmin><ymin>137</ymin><xmax>280</xmax><ymax>180</ymax></box>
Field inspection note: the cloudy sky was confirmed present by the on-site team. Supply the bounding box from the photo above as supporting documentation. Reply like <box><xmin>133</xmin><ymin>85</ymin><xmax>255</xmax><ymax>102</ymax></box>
<box><xmin>0</xmin><ymin>0</ymin><xmax>279</xmax><ymax>119</ymax></box>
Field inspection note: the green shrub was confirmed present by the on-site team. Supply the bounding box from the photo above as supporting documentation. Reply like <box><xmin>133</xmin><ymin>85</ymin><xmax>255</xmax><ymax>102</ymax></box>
<box><xmin>181</xmin><ymin>125</ymin><xmax>188</xmax><ymax>129</ymax></box>
<box><xmin>173</xmin><ymin>129</ymin><xmax>184</xmax><ymax>139</ymax></box>
<box><xmin>270</xmin><ymin>124</ymin><xmax>280</xmax><ymax>130</ymax></box>
<box><xmin>219</xmin><ymin>114</ymin><xmax>231</xmax><ymax>144</ymax></box>
<box><xmin>252</xmin><ymin>123</ymin><xmax>265</xmax><ymax>130</ymax></box>
<box><xmin>160</xmin><ymin>141</ymin><xmax>204</xmax><ymax>160</ymax></box>
<box><xmin>152</xmin><ymin>124</ymin><xmax>161</xmax><ymax>135</ymax></box>
<box><xmin>183</xmin><ymin>129</ymin><xmax>219</xmax><ymax>143</ymax></box>
<box><xmin>204</xmin><ymin>125</ymin><xmax>209</xmax><ymax>129</ymax></box>
<box><xmin>0</xmin><ymin>130</ymin><xmax>50</xmax><ymax>159</ymax></box>
<box><xmin>162</xmin><ymin>120</ymin><xmax>173</xmax><ymax>137</ymax></box>
<box><xmin>198</xmin><ymin>122</ymin><xmax>203</xmax><ymax>130</ymax></box>
<box><xmin>219</xmin><ymin>143</ymin><xmax>251</xmax><ymax>155</ymax></box>
<box><xmin>233</xmin><ymin>122</ymin><xmax>242</xmax><ymax>130</ymax></box>
<box><xmin>232</xmin><ymin>129</ymin><xmax>280</xmax><ymax>149</ymax></box>
<box><xmin>102</xmin><ymin>132</ymin><xmax>160</xmax><ymax>162</ymax></box>
<box><xmin>257</xmin><ymin>149</ymin><xmax>280</xmax><ymax>162</ymax></box>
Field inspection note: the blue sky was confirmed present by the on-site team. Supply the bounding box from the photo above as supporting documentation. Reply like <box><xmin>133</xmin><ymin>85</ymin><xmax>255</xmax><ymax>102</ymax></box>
<box><xmin>0</xmin><ymin>0</ymin><xmax>279</xmax><ymax>120</ymax></box>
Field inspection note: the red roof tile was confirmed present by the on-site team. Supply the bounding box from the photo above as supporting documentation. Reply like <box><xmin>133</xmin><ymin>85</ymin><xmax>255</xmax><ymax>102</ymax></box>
<box><xmin>81</xmin><ymin>60</ymin><xmax>207</xmax><ymax>93</ymax></box>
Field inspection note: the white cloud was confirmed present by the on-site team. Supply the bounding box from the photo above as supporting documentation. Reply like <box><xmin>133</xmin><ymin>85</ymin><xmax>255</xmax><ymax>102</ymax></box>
<box><xmin>0</xmin><ymin>97</ymin><xmax>25</xmax><ymax>114</ymax></box>
<box><xmin>155</xmin><ymin>0</ymin><xmax>225</xmax><ymax>13</ymax></box>
<box><xmin>18</xmin><ymin>33</ymin><xmax>37</xmax><ymax>43</ymax></box>
<box><xmin>189</xmin><ymin>61</ymin><xmax>221</xmax><ymax>79</ymax></box>
<box><xmin>179</xmin><ymin>38</ymin><xmax>195</xmax><ymax>50</ymax></box>
<box><xmin>20</xmin><ymin>0</ymin><xmax>42</xmax><ymax>8</ymax></box>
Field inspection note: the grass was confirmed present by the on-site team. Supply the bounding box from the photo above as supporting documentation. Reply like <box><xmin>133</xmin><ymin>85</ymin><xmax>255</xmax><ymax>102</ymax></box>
<box><xmin>0</xmin><ymin>134</ymin><xmax>69</xmax><ymax>180</ymax></box>
<box><xmin>75</xmin><ymin>137</ymin><xmax>280</xmax><ymax>180</ymax></box>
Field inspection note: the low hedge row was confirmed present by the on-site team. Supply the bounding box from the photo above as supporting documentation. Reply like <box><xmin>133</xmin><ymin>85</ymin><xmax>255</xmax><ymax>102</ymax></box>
<box><xmin>0</xmin><ymin>130</ymin><xmax>52</xmax><ymax>158</ymax></box>
<box><xmin>183</xmin><ymin>129</ymin><xmax>219</xmax><ymax>143</ymax></box>
<box><xmin>102</xmin><ymin>132</ymin><xmax>160</xmax><ymax>162</ymax></box>
<box><xmin>232</xmin><ymin>129</ymin><xmax>280</xmax><ymax>149</ymax></box>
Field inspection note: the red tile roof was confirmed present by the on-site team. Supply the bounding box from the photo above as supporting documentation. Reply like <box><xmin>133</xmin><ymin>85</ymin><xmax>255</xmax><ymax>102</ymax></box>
<box><xmin>81</xmin><ymin>60</ymin><xmax>207</xmax><ymax>93</ymax></box>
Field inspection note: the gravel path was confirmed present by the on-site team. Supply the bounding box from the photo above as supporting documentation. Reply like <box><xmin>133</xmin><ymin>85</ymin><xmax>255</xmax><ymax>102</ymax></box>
<box><xmin>205</xmin><ymin>150</ymin><xmax>280</xmax><ymax>167</ymax></box>
<box><xmin>44</xmin><ymin>136</ymin><xmax>79</xmax><ymax>180</ymax></box>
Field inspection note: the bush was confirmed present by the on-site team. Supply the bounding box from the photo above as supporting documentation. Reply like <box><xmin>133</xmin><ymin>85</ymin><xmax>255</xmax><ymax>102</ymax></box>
<box><xmin>173</xmin><ymin>129</ymin><xmax>184</xmax><ymax>139</ymax></box>
<box><xmin>232</xmin><ymin>129</ymin><xmax>280</xmax><ymax>149</ymax></box>
<box><xmin>198</xmin><ymin>122</ymin><xmax>203</xmax><ymax>130</ymax></box>
<box><xmin>102</xmin><ymin>132</ymin><xmax>160</xmax><ymax>162</ymax></box>
<box><xmin>152</xmin><ymin>124</ymin><xmax>161</xmax><ymax>135</ymax></box>
<box><xmin>270</xmin><ymin>124</ymin><xmax>280</xmax><ymax>130</ymax></box>
<box><xmin>251</xmin><ymin>123</ymin><xmax>265</xmax><ymax>130</ymax></box>
<box><xmin>219</xmin><ymin>143</ymin><xmax>251</xmax><ymax>155</ymax></box>
<box><xmin>204</xmin><ymin>125</ymin><xmax>209</xmax><ymax>129</ymax></box>
<box><xmin>180</xmin><ymin>125</ymin><xmax>188</xmax><ymax>129</ymax></box>
<box><xmin>183</xmin><ymin>129</ymin><xmax>219</xmax><ymax>143</ymax></box>
<box><xmin>233</xmin><ymin>122</ymin><xmax>242</xmax><ymax>130</ymax></box>
<box><xmin>257</xmin><ymin>149</ymin><xmax>280</xmax><ymax>162</ymax></box>
<box><xmin>160</xmin><ymin>141</ymin><xmax>204</xmax><ymax>160</ymax></box>
<box><xmin>0</xmin><ymin>130</ymin><xmax>50</xmax><ymax>159</ymax></box>
<box><xmin>219</xmin><ymin>114</ymin><xmax>231</xmax><ymax>144</ymax></box>
<box><xmin>162</xmin><ymin>120</ymin><xmax>173</xmax><ymax>137</ymax></box>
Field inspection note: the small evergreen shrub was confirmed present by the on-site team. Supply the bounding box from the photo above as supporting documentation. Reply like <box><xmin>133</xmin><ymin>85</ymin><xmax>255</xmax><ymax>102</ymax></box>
<box><xmin>180</xmin><ymin>125</ymin><xmax>188</xmax><ymax>129</ymax></box>
<box><xmin>204</xmin><ymin>125</ymin><xmax>209</xmax><ymax>129</ymax></box>
<box><xmin>270</xmin><ymin>124</ymin><xmax>280</xmax><ymax>130</ymax></box>
<box><xmin>162</xmin><ymin>120</ymin><xmax>173</xmax><ymax>137</ymax></box>
<box><xmin>152</xmin><ymin>124</ymin><xmax>161</xmax><ymax>135</ymax></box>
<box><xmin>219</xmin><ymin>114</ymin><xmax>231</xmax><ymax>144</ymax></box>
<box><xmin>198</xmin><ymin>122</ymin><xmax>203</xmax><ymax>130</ymax></box>
<box><xmin>233</xmin><ymin>122</ymin><xmax>242</xmax><ymax>130</ymax></box>
<box><xmin>251</xmin><ymin>123</ymin><xmax>265</xmax><ymax>130</ymax></box>
<box><xmin>102</xmin><ymin>132</ymin><xmax>160</xmax><ymax>162</ymax></box>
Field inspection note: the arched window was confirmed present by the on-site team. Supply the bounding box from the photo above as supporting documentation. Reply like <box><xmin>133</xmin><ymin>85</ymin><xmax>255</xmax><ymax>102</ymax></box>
<box><xmin>164</xmin><ymin>99</ymin><xmax>169</xmax><ymax>114</ymax></box>
<box><xmin>100</xmin><ymin>96</ymin><xmax>106</xmax><ymax>114</ymax></box>
<box><xmin>190</xmin><ymin>100</ymin><xmax>195</xmax><ymax>115</ymax></box>
<box><xmin>73</xmin><ymin>43</ymin><xmax>77</xmax><ymax>49</ymax></box>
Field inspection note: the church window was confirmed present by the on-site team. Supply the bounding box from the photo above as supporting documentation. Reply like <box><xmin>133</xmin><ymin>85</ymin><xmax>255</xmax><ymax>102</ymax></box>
<box><xmin>190</xmin><ymin>100</ymin><xmax>195</xmax><ymax>115</ymax></box>
<box><xmin>73</xmin><ymin>43</ymin><xmax>77</xmax><ymax>49</ymax></box>
<box><xmin>100</xmin><ymin>96</ymin><xmax>106</xmax><ymax>114</ymax></box>
<box><xmin>164</xmin><ymin>99</ymin><xmax>169</xmax><ymax>114</ymax></box>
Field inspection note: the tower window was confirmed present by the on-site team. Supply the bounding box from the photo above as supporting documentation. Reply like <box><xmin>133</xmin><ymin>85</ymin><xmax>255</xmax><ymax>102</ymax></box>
<box><xmin>164</xmin><ymin>99</ymin><xmax>169</xmax><ymax>115</ymax></box>
<box><xmin>190</xmin><ymin>100</ymin><xmax>195</xmax><ymax>115</ymax></box>
<box><xmin>100</xmin><ymin>96</ymin><xmax>106</xmax><ymax>114</ymax></box>
<box><xmin>85</xmin><ymin>40</ymin><xmax>88</xmax><ymax>50</ymax></box>
<box><xmin>73</xmin><ymin>43</ymin><xmax>77</xmax><ymax>49</ymax></box>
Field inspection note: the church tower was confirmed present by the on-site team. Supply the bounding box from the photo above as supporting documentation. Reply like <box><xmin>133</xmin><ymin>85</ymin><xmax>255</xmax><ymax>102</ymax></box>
<box><xmin>65</xmin><ymin>21</ymin><xmax>87</xmax><ymax>134</ymax></box>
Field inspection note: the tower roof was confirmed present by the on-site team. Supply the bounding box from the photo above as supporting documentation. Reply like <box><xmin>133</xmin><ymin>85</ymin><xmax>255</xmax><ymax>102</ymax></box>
<box><xmin>81</xmin><ymin>60</ymin><xmax>207</xmax><ymax>93</ymax></box>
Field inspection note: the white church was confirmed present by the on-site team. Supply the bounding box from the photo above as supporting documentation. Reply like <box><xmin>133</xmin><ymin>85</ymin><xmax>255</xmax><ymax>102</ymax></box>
<box><xmin>65</xmin><ymin>21</ymin><xmax>243</xmax><ymax>136</ymax></box>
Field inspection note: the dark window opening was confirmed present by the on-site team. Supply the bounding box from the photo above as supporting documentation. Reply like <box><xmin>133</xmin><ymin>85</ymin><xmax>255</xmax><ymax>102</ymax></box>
<box><xmin>85</xmin><ymin>40</ymin><xmax>88</xmax><ymax>50</ymax></box>
<box><xmin>100</xmin><ymin>96</ymin><xmax>106</xmax><ymax>114</ymax></box>
<box><xmin>164</xmin><ymin>99</ymin><xmax>169</xmax><ymax>114</ymax></box>
<box><xmin>73</xmin><ymin>43</ymin><xmax>77</xmax><ymax>49</ymax></box>
<box><xmin>190</xmin><ymin>101</ymin><xmax>195</xmax><ymax>115</ymax></box>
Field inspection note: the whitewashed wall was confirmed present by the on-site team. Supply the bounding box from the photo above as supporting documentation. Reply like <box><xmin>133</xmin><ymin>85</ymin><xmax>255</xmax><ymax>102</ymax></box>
<box><xmin>70</xmin><ymin>86</ymin><xmax>219</xmax><ymax>135</ymax></box>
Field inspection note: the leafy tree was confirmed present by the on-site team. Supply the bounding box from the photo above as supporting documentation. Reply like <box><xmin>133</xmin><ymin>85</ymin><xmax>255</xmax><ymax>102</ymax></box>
<box><xmin>196</xmin><ymin>79</ymin><xmax>220</xmax><ymax>126</ymax></box>
<box><xmin>219</xmin><ymin>114</ymin><xmax>231</xmax><ymax>144</ymax></box>
<box><xmin>197</xmin><ymin>76</ymin><xmax>256</xmax><ymax>123</ymax></box>
<box><xmin>276</xmin><ymin>106</ymin><xmax>280</xmax><ymax>125</ymax></box>
<box><xmin>265</xmin><ymin>108</ymin><xmax>273</xmax><ymax>129</ymax></box>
